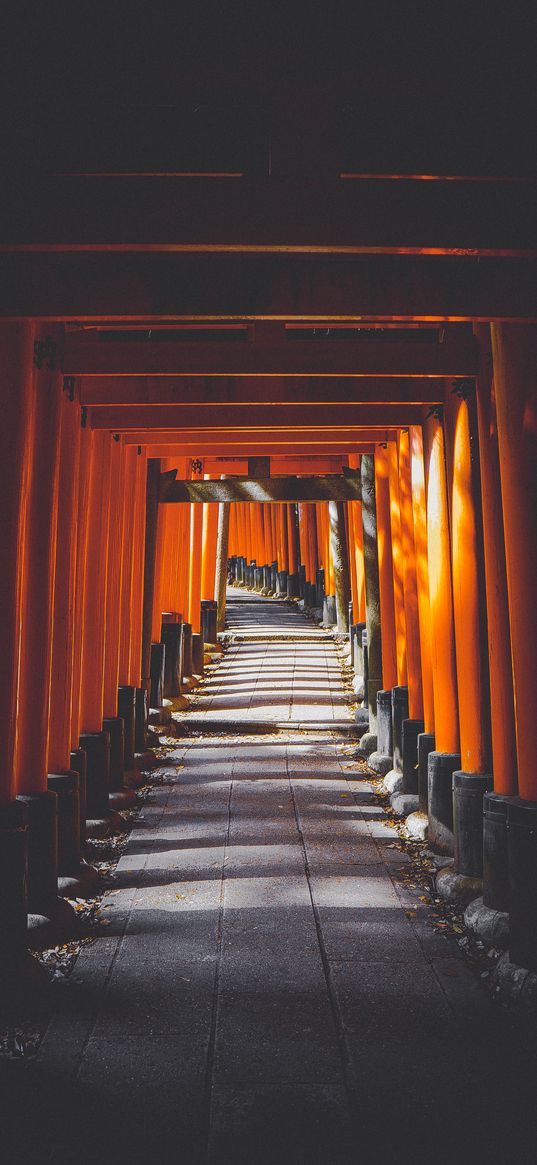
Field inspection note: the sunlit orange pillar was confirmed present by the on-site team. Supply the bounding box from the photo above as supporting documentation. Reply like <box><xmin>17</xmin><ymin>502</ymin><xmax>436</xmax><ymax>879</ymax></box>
<box><xmin>201</xmin><ymin>501</ymin><xmax>219</xmax><ymax>601</ymax></box>
<box><xmin>387</xmin><ymin>441</ymin><xmax>407</xmax><ymax>687</ymax></box>
<box><xmin>128</xmin><ymin>450</ymin><xmax>147</xmax><ymax>691</ymax></box>
<box><xmin>398</xmin><ymin>430</ymin><xmax>423</xmax><ymax>720</ymax></box>
<box><xmin>409</xmin><ymin>427</ymin><xmax>435</xmax><ymax>735</ymax></box>
<box><xmin>425</xmin><ymin>412</ymin><xmax>461</xmax><ymax>854</ymax></box>
<box><xmin>374</xmin><ymin>446</ymin><xmax>397</xmax><ymax>691</ymax></box>
<box><xmin>0</xmin><ymin>322</ymin><xmax>39</xmax><ymax>975</ymax></box>
<box><xmin>188</xmin><ymin>502</ymin><xmax>203</xmax><ymax>633</ymax></box>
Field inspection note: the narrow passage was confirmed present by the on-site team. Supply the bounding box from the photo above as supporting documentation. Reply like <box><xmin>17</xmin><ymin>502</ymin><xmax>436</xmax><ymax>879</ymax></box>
<box><xmin>27</xmin><ymin>597</ymin><xmax>537</xmax><ymax>1164</ymax></box>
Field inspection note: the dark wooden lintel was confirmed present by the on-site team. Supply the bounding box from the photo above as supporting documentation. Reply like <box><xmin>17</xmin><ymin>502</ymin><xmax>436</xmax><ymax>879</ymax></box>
<box><xmin>159</xmin><ymin>474</ymin><xmax>362</xmax><ymax>503</ymax></box>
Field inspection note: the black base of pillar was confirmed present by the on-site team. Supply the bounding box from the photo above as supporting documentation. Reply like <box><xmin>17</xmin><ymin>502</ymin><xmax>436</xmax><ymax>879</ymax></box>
<box><xmin>102</xmin><ymin>716</ymin><xmax>125</xmax><ymax>791</ymax></box>
<box><xmin>0</xmin><ymin>800</ymin><xmax>31</xmax><ymax>981</ymax></box>
<box><xmin>134</xmin><ymin>687</ymin><xmax>148</xmax><ymax>753</ymax></box>
<box><xmin>287</xmin><ymin>573</ymin><xmax>299</xmax><ymax>599</ymax></box>
<box><xmin>507</xmin><ymin>798</ymin><xmax>537</xmax><ymax>972</ymax></box>
<box><xmin>70</xmin><ymin>746</ymin><xmax>88</xmax><ymax>846</ymax></box>
<box><xmin>192</xmin><ymin>632</ymin><xmax>204</xmax><ymax>675</ymax></box>
<box><xmin>483</xmin><ymin>791</ymin><xmax>511</xmax><ymax>913</ymax></box>
<box><xmin>181</xmin><ymin>622</ymin><xmax>193</xmax><ymax>680</ymax></box>
<box><xmin>401</xmin><ymin>718</ymin><xmax>425</xmax><ymax>794</ymax></box>
<box><xmin>453</xmin><ymin>770</ymin><xmax>493</xmax><ymax>877</ymax></box>
<box><xmin>323</xmin><ymin>595</ymin><xmax>337</xmax><ymax>625</ymax></box>
<box><xmin>368</xmin><ymin>689</ymin><xmax>393</xmax><ymax>775</ymax></box>
<box><xmin>391</xmin><ymin>686</ymin><xmax>409</xmax><ymax>772</ymax></box>
<box><xmin>201</xmin><ymin>599</ymin><xmax>218</xmax><ymax>644</ymax></box>
<box><xmin>150</xmin><ymin>641</ymin><xmax>166</xmax><ymax>708</ymax></box>
<box><xmin>48</xmin><ymin>771</ymin><xmax>82</xmax><ymax>875</ymax></box>
<box><xmin>79</xmin><ymin>730</ymin><xmax>111</xmax><ymax>819</ymax></box>
<box><xmin>427</xmin><ymin>751</ymin><xmax>461</xmax><ymax>855</ymax></box>
<box><xmin>118</xmin><ymin>684</ymin><xmax>137</xmax><ymax>769</ymax></box>
<box><xmin>417</xmin><ymin>732</ymin><xmax>435</xmax><ymax>813</ymax></box>
<box><xmin>16</xmin><ymin>790</ymin><xmax>76</xmax><ymax>940</ymax></box>
<box><xmin>277</xmin><ymin>570</ymin><xmax>288</xmax><ymax>595</ymax></box>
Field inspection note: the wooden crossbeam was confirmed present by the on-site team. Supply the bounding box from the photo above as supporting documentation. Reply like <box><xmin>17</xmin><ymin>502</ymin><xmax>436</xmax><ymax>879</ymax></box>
<box><xmin>65</xmin><ymin>330</ymin><xmax>476</xmax><ymax>377</ymax></box>
<box><xmin>122</xmin><ymin>427</ymin><xmax>397</xmax><ymax>446</ymax></box>
<box><xmin>1</xmin><ymin>176</ymin><xmax>536</xmax><ymax>255</ymax></box>
<box><xmin>80</xmin><ymin>375</ymin><xmax>445</xmax><ymax>406</ymax></box>
<box><xmin>1</xmin><ymin>254</ymin><xmax>536</xmax><ymax>322</ymax></box>
<box><xmin>160</xmin><ymin>474</ymin><xmax>362</xmax><ymax>503</ymax></box>
<box><xmin>91</xmin><ymin>404</ymin><xmax>425</xmax><ymax>431</ymax></box>
<box><xmin>143</xmin><ymin>443</ymin><xmax>377</xmax><ymax>457</ymax></box>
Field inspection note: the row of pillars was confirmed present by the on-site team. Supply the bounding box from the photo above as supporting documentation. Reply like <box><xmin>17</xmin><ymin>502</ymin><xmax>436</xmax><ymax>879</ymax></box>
<box><xmin>226</xmin><ymin>496</ymin><xmax>365</xmax><ymax>635</ymax></box>
<box><xmin>353</xmin><ymin>326</ymin><xmax>537</xmax><ymax>975</ymax></box>
<box><xmin>0</xmin><ymin>323</ymin><xmax>158</xmax><ymax>990</ymax></box>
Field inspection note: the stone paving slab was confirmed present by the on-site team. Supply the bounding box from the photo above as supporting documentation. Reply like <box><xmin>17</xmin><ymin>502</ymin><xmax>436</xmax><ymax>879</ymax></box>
<box><xmin>16</xmin><ymin>592</ymin><xmax>537</xmax><ymax>1165</ymax></box>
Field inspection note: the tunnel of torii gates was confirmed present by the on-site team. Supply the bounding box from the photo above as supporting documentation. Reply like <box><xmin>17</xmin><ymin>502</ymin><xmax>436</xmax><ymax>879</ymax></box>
<box><xmin>1</xmin><ymin>181</ymin><xmax>537</xmax><ymax>988</ymax></box>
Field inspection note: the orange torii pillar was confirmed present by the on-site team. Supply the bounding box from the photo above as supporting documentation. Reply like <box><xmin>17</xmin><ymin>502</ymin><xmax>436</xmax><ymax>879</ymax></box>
<box><xmin>347</xmin><ymin>454</ymin><xmax>365</xmax><ymax>625</ymax></box>
<box><xmin>425</xmin><ymin>410</ymin><xmax>461</xmax><ymax>854</ymax></box>
<box><xmin>0</xmin><ymin>323</ymin><xmax>45</xmax><ymax>985</ymax></box>
<box><xmin>15</xmin><ymin>328</ymin><xmax>77</xmax><ymax>938</ymax></box>
<box><xmin>436</xmin><ymin>387</ymin><xmax>493</xmax><ymax>899</ymax></box>
<box><xmin>491</xmin><ymin>324</ymin><xmax>537</xmax><ymax>971</ymax></box>
<box><xmin>368</xmin><ymin>445</ymin><xmax>398</xmax><ymax>774</ymax></box>
<box><xmin>359</xmin><ymin>454</ymin><xmax>383</xmax><ymax>750</ymax></box>
<box><xmin>47</xmin><ymin>383</ymin><xmax>98</xmax><ymax>896</ymax></box>
<box><xmin>276</xmin><ymin>503</ymin><xmax>289</xmax><ymax>594</ymax></box>
<box><xmin>465</xmin><ymin>328</ymin><xmax>518</xmax><ymax>931</ymax></box>
<box><xmin>287</xmin><ymin>504</ymin><xmax>300</xmax><ymax>597</ymax></box>
<box><xmin>117</xmin><ymin>446</ymin><xmax>148</xmax><ymax>770</ymax></box>
<box><xmin>395</xmin><ymin>428</ymin><xmax>426</xmax><ymax>809</ymax></box>
<box><xmin>380</xmin><ymin>440</ymin><xmax>410</xmax><ymax>789</ymax></box>
<box><xmin>318</xmin><ymin>503</ymin><xmax>335</xmax><ymax>622</ymax></box>
<box><xmin>408</xmin><ymin>425</ymin><xmax>436</xmax><ymax>830</ymax></box>
<box><xmin>215</xmin><ymin>478</ymin><xmax>231</xmax><ymax>632</ymax></box>
<box><xmin>102</xmin><ymin>437</ymin><xmax>137</xmax><ymax>808</ymax></box>
<box><xmin>200</xmin><ymin>494</ymin><xmax>219</xmax><ymax>645</ymax></box>
<box><xmin>77</xmin><ymin>430</ymin><xmax>118</xmax><ymax>831</ymax></box>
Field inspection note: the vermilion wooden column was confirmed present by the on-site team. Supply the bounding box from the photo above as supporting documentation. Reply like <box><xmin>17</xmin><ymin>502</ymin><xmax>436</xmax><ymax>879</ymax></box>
<box><xmin>474</xmin><ymin>329</ymin><xmax>517</xmax><ymax>797</ymax></box>
<box><xmin>490</xmin><ymin>325</ymin><xmax>537</xmax><ymax>801</ymax></box>
<box><xmin>425</xmin><ymin>412</ymin><xmax>461</xmax><ymax>854</ymax></box>
<box><xmin>49</xmin><ymin>385</ymin><xmax>82</xmax><ymax>772</ymax></box>
<box><xmin>201</xmin><ymin>501</ymin><xmax>219</xmax><ymax>600</ymax></box>
<box><xmin>447</xmin><ymin>392</ymin><xmax>490</xmax><ymax>773</ymax></box>
<box><xmin>188</xmin><ymin>501</ymin><xmax>203</xmax><ymax>632</ymax></box>
<box><xmin>128</xmin><ymin>450</ymin><xmax>147</xmax><ymax>689</ymax></box>
<box><xmin>103</xmin><ymin>437</ymin><xmax>127</xmax><ymax>719</ymax></box>
<box><xmin>70</xmin><ymin>425</ymin><xmax>92</xmax><ymax>747</ymax></box>
<box><xmin>398</xmin><ymin>430</ymin><xmax>424</xmax><ymax>721</ymax></box>
<box><xmin>387</xmin><ymin>441</ymin><xmax>407</xmax><ymax>686</ymax></box>
<box><xmin>118</xmin><ymin>447</ymin><xmax>138</xmax><ymax>686</ymax></box>
<box><xmin>409</xmin><ymin>426</ymin><xmax>435</xmax><ymax>734</ymax></box>
<box><xmin>16</xmin><ymin>331</ymin><xmax>63</xmax><ymax>795</ymax></box>
<box><xmin>426</xmin><ymin>415</ymin><xmax>459</xmax><ymax>754</ymax></box>
<box><xmin>79</xmin><ymin>432</ymin><xmax>113</xmax><ymax>734</ymax></box>
<box><xmin>0</xmin><ymin>323</ymin><xmax>36</xmax><ymax>803</ymax></box>
<box><xmin>151</xmin><ymin>497</ymin><xmax>167</xmax><ymax>642</ymax></box>
<box><xmin>374</xmin><ymin>445</ymin><xmax>398</xmax><ymax>691</ymax></box>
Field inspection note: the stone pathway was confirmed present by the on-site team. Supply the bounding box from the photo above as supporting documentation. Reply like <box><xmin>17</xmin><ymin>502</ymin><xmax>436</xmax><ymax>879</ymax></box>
<box><xmin>15</xmin><ymin>595</ymin><xmax>537</xmax><ymax>1165</ymax></box>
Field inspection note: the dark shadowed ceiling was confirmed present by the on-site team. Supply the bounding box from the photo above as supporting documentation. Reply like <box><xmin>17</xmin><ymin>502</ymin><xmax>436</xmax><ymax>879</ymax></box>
<box><xmin>1</xmin><ymin>2</ymin><xmax>537</xmax><ymax>178</ymax></box>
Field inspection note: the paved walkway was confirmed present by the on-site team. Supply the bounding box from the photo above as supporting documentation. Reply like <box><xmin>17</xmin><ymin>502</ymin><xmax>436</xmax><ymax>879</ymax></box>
<box><xmin>181</xmin><ymin>590</ymin><xmax>353</xmax><ymax>725</ymax></box>
<box><xmin>16</xmin><ymin>595</ymin><xmax>537</xmax><ymax>1164</ymax></box>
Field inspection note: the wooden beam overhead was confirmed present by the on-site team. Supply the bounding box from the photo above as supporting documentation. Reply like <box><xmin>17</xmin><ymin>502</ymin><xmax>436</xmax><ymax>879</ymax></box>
<box><xmin>144</xmin><ymin>443</ymin><xmax>377</xmax><ymax>457</ymax></box>
<box><xmin>90</xmin><ymin>404</ymin><xmax>425</xmax><ymax>432</ymax></box>
<box><xmin>2</xmin><ymin>176</ymin><xmax>537</xmax><ymax>255</ymax></box>
<box><xmin>2</xmin><ymin>253</ymin><xmax>536</xmax><ymax>322</ymax></box>
<box><xmin>160</xmin><ymin>474</ymin><xmax>363</xmax><ymax>504</ymax></box>
<box><xmin>125</xmin><ymin>427</ymin><xmax>395</xmax><ymax>447</ymax></box>
<box><xmin>79</xmin><ymin>375</ymin><xmax>445</xmax><ymax>406</ymax></box>
<box><xmin>65</xmin><ymin>330</ymin><xmax>476</xmax><ymax>378</ymax></box>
